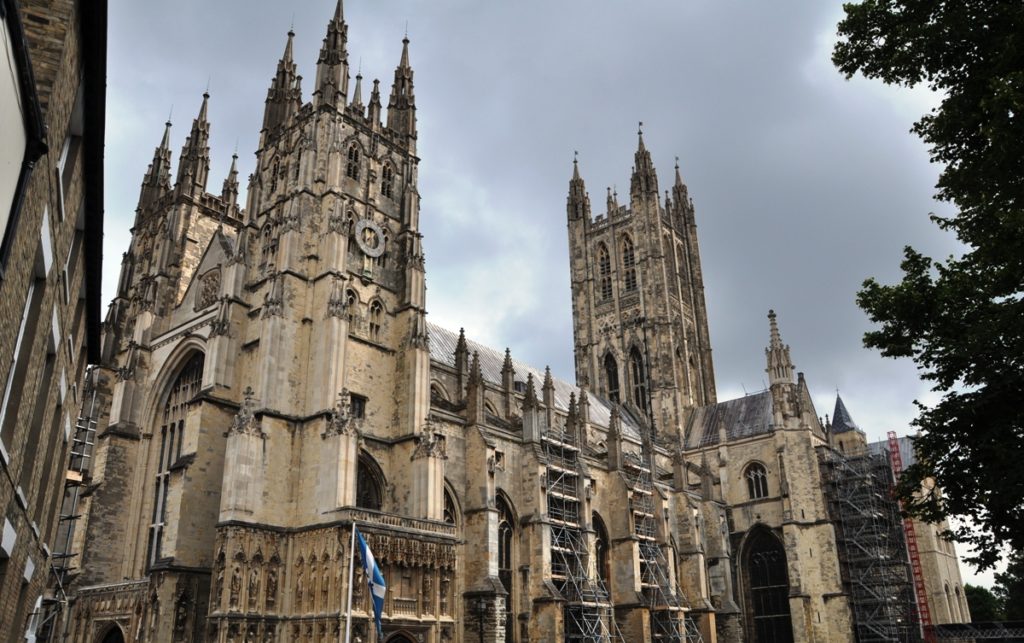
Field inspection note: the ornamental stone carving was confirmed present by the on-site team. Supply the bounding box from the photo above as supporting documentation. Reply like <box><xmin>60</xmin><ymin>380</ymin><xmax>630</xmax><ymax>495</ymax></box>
<box><xmin>229</xmin><ymin>387</ymin><xmax>264</xmax><ymax>437</ymax></box>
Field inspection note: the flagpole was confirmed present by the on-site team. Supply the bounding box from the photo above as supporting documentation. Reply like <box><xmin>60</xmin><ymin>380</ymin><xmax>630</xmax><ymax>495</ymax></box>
<box><xmin>343</xmin><ymin>523</ymin><xmax>356</xmax><ymax>643</ymax></box>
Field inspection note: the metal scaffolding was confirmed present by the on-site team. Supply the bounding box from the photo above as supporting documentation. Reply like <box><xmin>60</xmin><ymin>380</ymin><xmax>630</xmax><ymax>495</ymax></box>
<box><xmin>543</xmin><ymin>429</ymin><xmax>625</xmax><ymax>642</ymax></box>
<box><xmin>622</xmin><ymin>454</ymin><xmax>703</xmax><ymax>643</ymax></box>
<box><xmin>818</xmin><ymin>446</ymin><xmax>918</xmax><ymax>643</ymax></box>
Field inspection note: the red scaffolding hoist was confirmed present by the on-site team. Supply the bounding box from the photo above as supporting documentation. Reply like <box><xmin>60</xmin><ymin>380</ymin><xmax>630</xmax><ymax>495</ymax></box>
<box><xmin>887</xmin><ymin>431</ymin><xmax>935</xmax><ymax>643</ymax></box>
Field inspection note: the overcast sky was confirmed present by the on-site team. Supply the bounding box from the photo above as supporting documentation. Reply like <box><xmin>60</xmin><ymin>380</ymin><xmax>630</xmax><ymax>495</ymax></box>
<box><xmin>103</xmin><ymin>1</ymin><xmax>994</xmax><ymax>583</ymax></box>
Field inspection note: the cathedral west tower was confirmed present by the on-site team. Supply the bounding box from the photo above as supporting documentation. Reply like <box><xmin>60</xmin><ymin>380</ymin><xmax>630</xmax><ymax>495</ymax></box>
<box><xmin>567</xmin><ymin>127</ymin><xmax>716</xmax><ymax>439</ymax></box>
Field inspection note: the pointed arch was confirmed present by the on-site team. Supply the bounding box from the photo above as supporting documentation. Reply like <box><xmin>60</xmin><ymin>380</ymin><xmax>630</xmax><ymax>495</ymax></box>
<box><xmin>380</xmin><ymin>162</ymin><xmax>395</xmax><ymax>199</ymax></box>
<box><xmin>146</xmin><ymin>351</ymin><xmax>205</xmax><ymax>569</ymax></box>
<box><xmin>603</xmin><ymin>352</ymin><xmax>620</xmax><ymax>404</ymax></box>
<box><xmin>496</xmin><ymin>491</ymin><xmax>518</xmax><ymax>643</ymax></box>
<box><xmin>430</xmin><ymin>380</ymin><xmax>451</xmax><ymax>403</ymax></box>
<box><xmin>741</xmin><ymin>526</ymin><xmax>793</xmax><ymax>643</ymax></box>
<box><xmin>621</xmin><ymin>234</ymin><xmax>637</xmax><ymax>292</ymax></box>
<box><xmin>368</xmin><ymin>299</ymin><xmax>384</xmax><ymax>343</ymax></box>
<box><xmin>597</xmin><ymin>242</ymin><xmax>613</xmax><ymax>301</ymax></box>
<box><xmin>592</xmin><ymin>511</ymin><xmax>611</xmax><ymax>588</ymax></box>
<box><xmin>629</xmin><ymin>345</ymin><xmax>647</xmax><ymax>411</ymax></box>
<box><xmin>345</xmin><ymin>289</ymin><xmax>359</xmax><ymax>330</ymax></box>
<box><xmin>345</xmin><ymin>143</ymin><xmax>361</xmax><ymax>180</ymax></box>
<box><xmin>356</xmin><ymin>451</ymin><xmax>386</xmax><ymax>511</ymax></box>
<box><xmin>744</xmin><ymin>462</ymin><xmax>770</xmax><ymax>500</ymax></box>
<box><xmin>443</xmin><ymin>480</ymin><xmax>460</xmax><ymax>528</ymax></box>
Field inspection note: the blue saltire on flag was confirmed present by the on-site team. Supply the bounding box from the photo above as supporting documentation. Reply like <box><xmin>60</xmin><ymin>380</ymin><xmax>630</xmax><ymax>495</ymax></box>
<box><xmin>355</xmin><ymin>526</ymin><xmax>387</xmax><ymax>636</ymax></box>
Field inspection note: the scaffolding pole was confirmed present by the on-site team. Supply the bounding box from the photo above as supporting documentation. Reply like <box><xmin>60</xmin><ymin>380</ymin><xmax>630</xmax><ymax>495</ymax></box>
<box><xmin>818</xmin><ymin>446</ymin><xmax>918</xmax><ymax>643</ymax></box>
<box><xmin>543</xmin><ymin>429</ymin><xmax>625</xmax><ymax>643</ymax></box>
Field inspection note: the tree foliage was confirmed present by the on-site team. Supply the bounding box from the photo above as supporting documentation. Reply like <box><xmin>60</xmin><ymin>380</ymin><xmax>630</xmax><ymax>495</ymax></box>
<box><xmin>964</xmin><ymin>584</ymin><xmax>1003</xmax><ymax>622</ymax></box>
<box><xmin>995</xmin><ymin>552</ymin><xmax>1024</xmax><ymax>620</ymax></box>
<box><xmin>833</xmin><ymin>0</ymin><xmax>1024</xmax><ymax>569</ymax></box>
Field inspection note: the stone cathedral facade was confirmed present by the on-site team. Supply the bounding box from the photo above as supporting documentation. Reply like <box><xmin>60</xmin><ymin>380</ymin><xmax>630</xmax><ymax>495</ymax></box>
<box><xmin>63</xmin><ymin>4</ymin><xmax>968</xmax><ymax>643</ymax></box>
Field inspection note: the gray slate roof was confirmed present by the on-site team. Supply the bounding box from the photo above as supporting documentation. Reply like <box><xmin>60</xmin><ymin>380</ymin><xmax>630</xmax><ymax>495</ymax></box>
<box><xmin>831</xmin><ymin>394</ymin><xmax>860</xmax><ymax>434</ymax></box>
<box><xmin>683</xmin><ymin>390</ymin><xmax>774</xmax><ymax>448</ymax></box>
<box><xmin>426</xmin><ymin>322</ymin><xmax>642</xmax><ymax>441</ymax></box>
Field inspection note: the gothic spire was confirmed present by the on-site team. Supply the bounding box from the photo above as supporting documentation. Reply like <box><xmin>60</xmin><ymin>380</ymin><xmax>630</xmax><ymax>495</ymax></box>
<box><xmin>630</xmin><ymin>121</ymin><xmax>658</xmax><ymax>199</ymax></box>
<box><xmin>349</xmin><ymin>73</ymin><xmax>364</xmax><ymax>111</ymax></box>
<box><xmin>175</xmin><ymin>92</ymin><xmax>211</xmax><ymax>197</ymax></box>
<box><xmin>138</xmin><ymin>120</ymin><xmax>173</xmax><ymax>211</ymax></box>
<box><xmin>672</xmin><ymin>155</ymin><xmax>693</xmax><ymax>223</ymax></box>
<box><xmin>831</xmin><ymin>394</ymin><xmax>859</xmax><ymax>434</ymax></box>
<box><xmin>368</xmin><ymin>78</ymin><xmax>382</xmax><ymax>125</ymax></box>
<box><xmin>314</xmin><ymin>0</ymin><xmax>350</xmax><ymax>109</ymax></box>
<box><xmin>262</xmin><ymin>30</ymin><xmax>302</xmax><ymax>137</ymax></box>
<box><xmin>765</xmin><ymin>309</ymin><xmax>794</xmax><ymax>386</ymax></box>
<box><xmin>386</xmin><ymin>37</ymin><xmax>416</xmax><ymax>137</ymax></box>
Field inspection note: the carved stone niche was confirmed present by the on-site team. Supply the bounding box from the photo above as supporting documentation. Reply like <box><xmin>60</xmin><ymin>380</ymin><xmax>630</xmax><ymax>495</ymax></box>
<box><xmin>196</xmin><ymin>268</ymin><xmax>221</xmax><ymax>311</ymax></box>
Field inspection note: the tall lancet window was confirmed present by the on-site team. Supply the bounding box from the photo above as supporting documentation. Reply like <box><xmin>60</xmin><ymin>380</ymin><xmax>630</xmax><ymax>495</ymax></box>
<box><xmin>497</xmin><ymin>494</ymin><xmax>516</xmax><ymax>643</ymax></box>
<box><xmin>621</xmin><ymin>236</ymin><xmax>637</xmax><ymax>292</ymax></box>
<box><xmin>147</xmin><ymin>353</ymin><xmax>204</xmax><ymax>568</ymax></box>
<box><xmin>381</xmin><ymin>164</ymin><xmax>394</xmax><ymax>199</ymax></box>
<box><xmin>629</xmin><ymin>346</ymin><xmax>647</xmax><ymax>411</ymax></box>
<box><xmin>597</xmin><ymin>243</ymin><xmax>613</xmax><ymax>301</ymax></box>
<box><xmin>346</xmin><ymin>144</ymin><xmax>360</xmax><ymax>180</ymax></box>
<box><xmin>369</xmin><ymin>301</ymin><xmax>383</xmax><ymax>343</ymax></box>
<box><xmin>604</xmin><ymin>353</ymin><xmax>620</xmax><ymax>404</ymax></box>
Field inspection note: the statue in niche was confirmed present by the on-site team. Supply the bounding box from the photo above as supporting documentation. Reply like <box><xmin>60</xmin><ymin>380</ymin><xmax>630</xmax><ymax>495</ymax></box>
<box><xmin>266</xmin><ymin>566</ymin><xmax>278</xmax><ymax>610</ymax></box>
<box><xmin>439</xmin><ymin>572</ymin><xmax>451</xmax><ymax>614</ymax></box>
<box><xmin>295</xmin><ymin>562</ymin><xmax>304</xmax><ymax>610</ymax></box>
<box><xmin>422</xmin><ymin>571</ymin><xmax>433</xmax><ymax>610</ymax></box>
<box><xmin>247</xmin><ymin>567</ymin><xmax>260</xmax><ymax>611</ymax></box>
<box><xmin>309</xmin><ymin>564</ymin><xmax>319</xmax><ymax>611</ymax></box>
<box><xmin>353</xmin><ymin>565</ymin><xmax>365</xmax><ymax>606</ymax></box>
<box><xmin>213</xmin><ymin>558</ymin><xmax>225</xmax><ymax>607</ymax></box>
<box><xmin>229</xmin><ymin>565</ymin><xmax>241</xmax><ymax>609</ymax></box>
<box><xmin>173</xmin><ymin>594</ymin><xmax>189</xmax><ymax>635</ymax></box>
<box><xmin>321</xmin><ymin>559</ymin><xmax>330</xmax><ymax>606</ymax></box>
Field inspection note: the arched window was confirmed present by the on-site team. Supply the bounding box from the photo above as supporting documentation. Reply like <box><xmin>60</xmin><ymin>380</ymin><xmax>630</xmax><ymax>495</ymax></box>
<box><xmin>593</xmin><ymin>512</ymin><xmax>611</xmax><ymax>589</ymax></box>
<box><xmin>345</xmin><ymin>290</ymin><xmax>358</xmax><ymax>329</ymax></box>
<box><xmin>621</xmin><ymin>236</ymin><xmax>637</xmax><ymax>292</ymax></box>
<box><xmin>497</xmin><ymin>494</ymin><xmax>516</xmax><ymax>643</ymax></box>
<box><xmin>147</xmin><ymin>353</ymin><xmax>204</xmax><ymax>568</ymax></box>
<box><xmin>346</xmin><ymin>144</ymin><xmax>360</xmax><ymax>180</ymax></box>
<box><xmin>369</xmin><ymin>301</ymin><xmax>383</xmax><ymax>343</ymax></box>
<box><xmin>356</xmin><ymin>453</ymin><xmax>384</xmax><ymax>511</ymax></box>
<box><xmin>260</xmin><ymin>222</ymin><xmax>277</xmax><ymax>269</ymax></box>
<box><xmin>745</xmin><ymin>463</ymin><xmax>769</xmax><ymax>500</ymax></box>
<box><xmin>629</xmin><ymin>346</ymin><xmax>647</xmax><ymax>411</ymax></box>
<box><xmin>744</xmin><ymin>528</ymin><xmax>793</xmax><ymax>643</ymax></box>
<box><xmin>374</xmin><ymin>230</ymin><xmax>389</xmax><ymax>270</ymax></box>
<box><xmin>597</xmin><ymin>243</ymin><xmax>612</xmax><ymax>301</ymax></box>
<box><xmin>381</xmin><ymin>164</ymin><xmax>394</xmax><ymax>199</ymax></box>
<box><xmin>604</xmin><ymin>353</ymin><xmax>620</xmax><ymax>404</ymax></box>
<box><xmin>443</xmin><ymin>486</ymin><xmax>458</xmax><ymax>527</ymax></box>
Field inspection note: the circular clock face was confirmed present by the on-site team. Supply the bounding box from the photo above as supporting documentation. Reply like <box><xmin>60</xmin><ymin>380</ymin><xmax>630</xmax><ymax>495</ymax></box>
<box><xmin>354</xmin><ymin>219</ymin><xmax>386</xmax><ymax>258</ymax></box>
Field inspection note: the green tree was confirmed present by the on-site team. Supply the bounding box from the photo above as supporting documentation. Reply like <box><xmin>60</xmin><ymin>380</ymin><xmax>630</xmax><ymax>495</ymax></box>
<box><xmin>833</xmin><ymin>1</ymin><xmax>1024</xmax><ymax>570</ymax></box>
<box><xmin>995</xmin><ymin>553</ymin><xmax>1024</xmax><ymax>620</ymax></box>
<box><xmin>964</xmin><ymin>584</ymin><xmax>1003</xmax><ymax>622</ymax></box>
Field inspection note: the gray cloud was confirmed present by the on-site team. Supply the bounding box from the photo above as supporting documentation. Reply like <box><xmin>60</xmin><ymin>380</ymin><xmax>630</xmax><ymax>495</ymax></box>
<box><xmin>105</xmin><ymin>0</ymin><xmax>960</xmax><ymax>455</ymax></box>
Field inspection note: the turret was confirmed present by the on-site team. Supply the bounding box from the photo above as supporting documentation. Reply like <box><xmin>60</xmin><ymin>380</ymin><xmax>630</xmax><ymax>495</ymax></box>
<box><xmin>630</xmin><ymin>123</ymin><xmax>658</xmax><ymax>201</ymax></box>
<box><xmin>567</xmin><ymin>154</ymin><xmax>590</xmax><ymax>221</ymax></box>
<box><xmin>137</xmin><ymin>120</ymin><xmax>173</xmax><ymax>214</ymax></box>
<box><xmin>368</xmin><ymin>79</ymin><xmax>382</xmax><ymax>126</ymax></box>
<box><xmin>386</xmin><ymin>37</ymin><xmax>416</xmax><ymax>138</ymax></box>
<box><xmin>262</xmin><ymin>30</ymin><xmax>302</xmax><ymax>140</ymax></box>
<box><xmin>314</xmin><ymin>0</ymin><xmax>349</xmax><ymax>109</ymax></box>
<box><xmin>765</xmin><ymin>309</ymin><xmax>794</xmax><ymax>387</ymax></box>
<box><xmin>221</xmin><ymin>153</ymin><xmax>239</xmax><ymax>212</ymax></box>
<box><xmin>175</xmin><ymin>93</ymin><xmax>211</xmax><ymax>197</ymax></box>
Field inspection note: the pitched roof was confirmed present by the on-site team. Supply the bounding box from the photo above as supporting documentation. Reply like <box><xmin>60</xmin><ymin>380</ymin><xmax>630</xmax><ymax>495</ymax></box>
<box><xmin>831</xmin><ymin>394</ymin><xmax>859</xmax><ymax>434</ymax></box>
<box><xmin>426</xmin><ymin>322</ymin><xmax>642</xmax><ymax>441</ymax></box>
<box><xmin>683</xmin><ymin>390</ymin><xmax>774</xmax><ymax>448</ymax></box>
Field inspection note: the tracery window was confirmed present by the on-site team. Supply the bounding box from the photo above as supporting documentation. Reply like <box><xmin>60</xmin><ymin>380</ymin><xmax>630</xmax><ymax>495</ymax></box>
<box><xmin>147</xmin><ymin>353</ymin><xmax>204</xmax><ymax>568</ymax></box>
<box><xmin>604</xmin><ymin>353</ymin><xmax>620</xmax><ymax>404</ymax></box>
<box><xmin>593</xmin><ymin>512</ymin><xmax>611</xmax><ymax>588</ymax></box>
<box><xmin>497</xmin><ymin>494</ymin><xmax>516</xmax><ymax>643</ymax></box>
<box><xmin>381</xmin><ymin>164</ymin><xmax>394</xmax><ymax>199</ymax></box>
<box><xmin>629</xmin><ymin>346</ymin><xmax>647</xmax><ymax>411</ymax></box>
<box><xmin>745</xmin><ymin>529</ymin><xmax>793</xmax><ymax>643</ymax></box>
<box><xmin>443</xmin><ymin>487</ymin><xmax>458</xmax><ymax>526</ymax></box>
<box><xmin>621</xmin><ymin>236</ymin><xmax>637</xmax><ymax>292</ymax></box>
<box><xmin>369</xmin><ymin>301</ymin><xmax>383</xmax><ymax>343</ymax></box>
<box><xmin>745</xmin><ymin>463</ymin><xmax>769</xmax><ymax>500</ymax></box>
<box><xmin>345</xmin><ymin>289</ymin><xmax>358</xmax><ymax>329</ymax></box>
<box><xmin>345</xmin><ymin>144</ymin><xmax>360</xmax><ymax>180</ymax></box>
<box><xmin>597</xmin><ymin>243</ymin><xmax>612</xmax><ymax>301</ymax></box>
<box><xmin>259</xmin><ymin>222</ymin><xmax>278</xmax><ymax>269</ymax></box>
<box><xmin>356</xmin><ymin>454</ymin><xmax>383</xmax><ymax>511</ymax></box>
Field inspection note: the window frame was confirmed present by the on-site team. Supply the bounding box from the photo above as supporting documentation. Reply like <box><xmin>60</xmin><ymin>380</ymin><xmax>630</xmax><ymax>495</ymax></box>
<box><xmin>0</xmin><ymin>0</ymin><xmax>48</xmax><ymax>278</ymax></box>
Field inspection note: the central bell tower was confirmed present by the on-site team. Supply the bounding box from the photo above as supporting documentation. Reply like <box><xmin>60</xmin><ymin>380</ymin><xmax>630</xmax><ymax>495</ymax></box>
<box><xmin>566</xmin><ymin>126</ymin><xmax>716</xmax><ymax>438</ymax></box>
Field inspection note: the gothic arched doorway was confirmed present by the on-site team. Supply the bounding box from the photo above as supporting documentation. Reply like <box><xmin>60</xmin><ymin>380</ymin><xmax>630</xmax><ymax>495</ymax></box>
<box><xmin>98</xmin><ymin>624</ymin><xmax>125</xmax><ymax>643</ymax></box>
<box><xmin>744</xmin><ymin>528</ymin><xmax>794</xmax><ymax>643</ymax></box>
<box><xmin>386</xmin><ymin>635</ymin><xmax>415</xmax><ymax>643</ymax></box>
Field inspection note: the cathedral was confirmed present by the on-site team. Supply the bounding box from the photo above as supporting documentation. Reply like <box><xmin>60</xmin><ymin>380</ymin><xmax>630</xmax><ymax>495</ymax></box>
<box><xmin>62</xmin><ymin>3</ymin><xmax>969</xmax><ymax>642</ymax></box>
